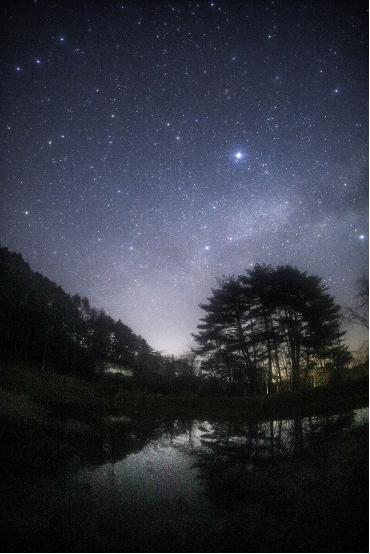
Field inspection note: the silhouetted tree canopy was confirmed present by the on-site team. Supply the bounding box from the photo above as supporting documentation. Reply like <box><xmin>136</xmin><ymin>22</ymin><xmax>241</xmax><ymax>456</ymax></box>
<box><xmin>193</xmin><ymin>264</ymin><xmax>350</xmax><ymax>395</ymax></box>
<box><xmin>0</xmin><ymin>249</ymin><xmax>353</xmax><ymax>395</ymax></box>
<box><xmin>345</xmin><ymin>274</ymin><xmax>369</xmax><ymax>329</ymax></box>
<box><xmin>0</xmin><ymin>247</ymin><xmax>155</xmax><ymax>380</ymax></box>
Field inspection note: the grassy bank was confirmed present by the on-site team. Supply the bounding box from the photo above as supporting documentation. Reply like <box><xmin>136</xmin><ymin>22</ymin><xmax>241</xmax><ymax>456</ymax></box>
<box><xmin>0</xmin><ymin>362</ymin><xmax>97</xmax><ymax>444</ymax></box>
<box><xmin>0</xmin><ymin>362</ymin><xmax>368</xmax><ymax>427</ymax></box>
<box><xmin>115</xmin><ymin>379</ymin><xmax>368</xmax><ymax>420</ymax></box>
<box><xmin>0</xmin><ymin>362</ymin><xmax>94</xmax><ymax>407</ymax></box>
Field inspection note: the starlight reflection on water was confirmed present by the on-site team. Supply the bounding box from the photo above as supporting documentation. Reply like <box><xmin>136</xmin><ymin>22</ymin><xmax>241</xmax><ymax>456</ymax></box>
<box><xmin>1</xmin><ymin>408</ymin><xmax>368</xmax><ymax>552</ymax></box>
<box><xmin>65</xmin><ymin>408</ymin><xmax>368</xmax><ymax>551</ymax></box>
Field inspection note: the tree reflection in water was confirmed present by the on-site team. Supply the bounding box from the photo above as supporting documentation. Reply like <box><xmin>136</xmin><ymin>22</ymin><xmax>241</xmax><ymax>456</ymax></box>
<box><xmin>167</xmin><ymin>412</ymin><xmax>367</xmax><ymax>552</ymax></box>
<box><xmin>1</xmin><ymin>410</ymin><xmax>367</xmax><ymax>552</ymax></box>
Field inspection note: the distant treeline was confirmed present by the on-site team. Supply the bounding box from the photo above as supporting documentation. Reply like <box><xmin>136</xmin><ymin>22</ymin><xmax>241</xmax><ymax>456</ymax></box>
<box><xmin>0</xmin><ymin>247</ymin><xmax>198</xmax><ymax>393</ymax></box>
<box><xmin>0</xmin><ymin>247</ymin><xmax>155</xmax><ymax>380</ymax></box>
<box><xmin>0</xmin><ymin>247</ymin><xmax>364</xmax><ymax>397</ymax></box>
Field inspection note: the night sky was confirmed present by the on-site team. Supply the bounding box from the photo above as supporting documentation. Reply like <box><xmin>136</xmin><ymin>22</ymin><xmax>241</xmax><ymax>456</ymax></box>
<box><xmin>1</xmin><ymin>1</ymin><xmax>368</xmax><ymax>356</ymax></box>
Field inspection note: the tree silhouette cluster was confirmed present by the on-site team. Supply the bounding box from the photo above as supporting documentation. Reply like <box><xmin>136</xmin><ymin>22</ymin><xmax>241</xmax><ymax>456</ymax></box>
<box><xmin>0</xmin><ymin>247</ymin><xmax>197</xmax><ymax>392</ymax></box>
<box><xmin>193</xmin><ymin>265</ymin><xmax>351</xmax><ymax>395</ymax></box>
<box><xmin>0</xmin><ymin>248</ymin><xmax>354</xmax><ymax>395</ymax></box>
<box><xmin>0</xmin><ymin>247</ymin><xmax>156</xmax><ymax>380</ymax></box>
<box><xmin>345</xmin><ymin>274</ymin><xmax>369</xmax><ymax>330</ymax></box>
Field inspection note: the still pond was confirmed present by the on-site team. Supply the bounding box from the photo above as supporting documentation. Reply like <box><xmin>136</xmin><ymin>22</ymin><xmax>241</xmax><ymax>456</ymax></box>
<box><xmin>1</xmin><ymin>408</ymin><xmax>368</xmax><ymax>552</ymax></box>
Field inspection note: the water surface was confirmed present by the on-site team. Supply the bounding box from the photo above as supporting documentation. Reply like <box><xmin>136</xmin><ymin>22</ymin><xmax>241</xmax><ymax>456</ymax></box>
<box><xmin>1</xmin><ymin>408</ymin><xmax>368</xmax><ymax>552</ymax></box>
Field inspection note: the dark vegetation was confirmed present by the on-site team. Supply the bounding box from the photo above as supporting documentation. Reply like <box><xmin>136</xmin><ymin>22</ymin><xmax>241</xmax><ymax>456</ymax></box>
<box><xmin>0</xmin><ymin>246</ymin><xmax>155</xmax><ymax>380</ymax></box>
<box><xmin>345</xmin><ymin>273</ymin><xmax>369</xmax><ymax>329</ymax></box>
<box><xmin>0</xmin><ymin>246</ymin><xmax>199</xmax><ymax>394</ymax></box>
<box><xmin>1</xmin><ymin>246</ymin><xmax>367</xmax><ymax>399</ymax></box>
<box><xmin>0</xmin><ymin>246</ymin><xmax>367</xmax><ymax>429</ymax></box>
<box><xmin>193</xmin><ymin>265</ymin><xmax>356</xmax><ymax>395</ymax></box>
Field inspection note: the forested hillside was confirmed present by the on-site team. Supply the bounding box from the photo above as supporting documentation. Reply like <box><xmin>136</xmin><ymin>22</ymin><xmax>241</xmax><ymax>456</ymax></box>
<box><xmin>0</xmin><ymin>247</ymin><xmax>154</xmax><ymax>380</ymax></box>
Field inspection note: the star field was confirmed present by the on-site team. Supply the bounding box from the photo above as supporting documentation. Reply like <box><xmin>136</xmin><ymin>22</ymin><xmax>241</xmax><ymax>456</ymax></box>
<box><xmin>1</xmin><ymin>0</ymin><xmax>368</xmax><ymax>355</ymax></box>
